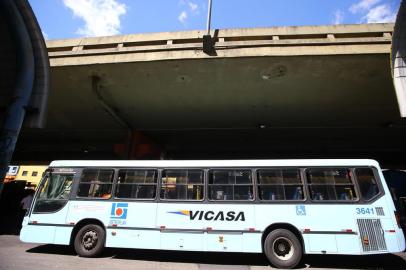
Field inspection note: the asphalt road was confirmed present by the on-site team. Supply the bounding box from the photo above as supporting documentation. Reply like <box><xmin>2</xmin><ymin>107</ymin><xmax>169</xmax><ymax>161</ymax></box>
<box><xmin>1</xmin><ymin>235</ymin><xmax>406</xmax><ymax>270</ymax></box>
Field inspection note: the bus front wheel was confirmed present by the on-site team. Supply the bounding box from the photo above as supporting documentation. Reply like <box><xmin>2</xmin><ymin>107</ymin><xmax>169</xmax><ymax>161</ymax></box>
<box><xmin>74</xmin><ymin>224</ymin><xmax>105</xmax><ymax>257</ymax></box>
<box><xmin>263</xmin><ymin>229</ymin><xmax>302</xmax><ymax>269</ymax></box>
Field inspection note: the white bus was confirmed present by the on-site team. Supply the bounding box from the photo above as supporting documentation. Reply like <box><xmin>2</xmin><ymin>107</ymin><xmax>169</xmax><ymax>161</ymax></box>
<box><xmin>20</xmin><ymin>159</ymin><xmax>405</xmax><ymax>268</ymax></box>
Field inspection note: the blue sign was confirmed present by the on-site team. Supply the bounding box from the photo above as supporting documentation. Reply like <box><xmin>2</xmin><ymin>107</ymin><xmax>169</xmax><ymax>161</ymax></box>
<box><xmin>296</xmin><ymin>205</ymin><xmax>306</xmax><ymax>216</ymax></box>
<box><xmin>111</xmin><ymin>203</ymin><xmax>128</xmax><ymax>219</ymax></box>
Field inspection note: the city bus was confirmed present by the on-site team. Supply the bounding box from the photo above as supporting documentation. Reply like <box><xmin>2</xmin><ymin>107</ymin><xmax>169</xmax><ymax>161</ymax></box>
<box><xmin>20</xmin><ymin>159</ymin><xmax>405</xmax><ymax>268</ymax></box>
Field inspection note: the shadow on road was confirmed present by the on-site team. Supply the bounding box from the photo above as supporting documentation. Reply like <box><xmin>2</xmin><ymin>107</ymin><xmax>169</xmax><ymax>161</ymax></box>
<box><xmin>304</xmin><ymin>254</ymin><xmax>406</xmax><ymax>269</ymax></box>
<box><xmin>109</xmin><ymin>248</ymin><xmax>269</xmax><ymax>266</ymax></box>
<box><xmin>0</xmin><ymin>182</ymin><xmax>30</xmax><ymax>235</ymax></box>
<box><xmin>27</xmin><ymin>244</ymin><xmax>406</xmax><ymax>269</ymax></box>
<box><xmin>26</xmin><ymin>245</ymin><xmax>269</xmax><ymax>265</ymax></box>
<box><xmin>26</xmin><ymin>244</ymin><xmax>76</xmax><ymax>256</ymax></box>
<box><xmin>0</xmin><ymin>213</ymin><xmax>22</xmax><ymax>235</ymax></box>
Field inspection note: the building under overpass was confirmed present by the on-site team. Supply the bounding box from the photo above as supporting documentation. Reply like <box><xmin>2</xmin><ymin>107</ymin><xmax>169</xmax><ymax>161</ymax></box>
<box><xmin>12</xmin><ymin>23</ymin><xmax>406</xmax><ymax>168</ymax></box>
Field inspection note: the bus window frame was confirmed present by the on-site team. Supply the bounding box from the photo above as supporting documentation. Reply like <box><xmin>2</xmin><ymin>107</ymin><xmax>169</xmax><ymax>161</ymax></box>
<box><xmin>74</xmin><ymin>168</ymin><xmax>116</xmax><ymax>201</ymax></box>
<box><xmin>353</xmin><ymin>166</ymin><xmax>384</xmax><ymax>204</ymax></box>
<box><xmin>58</xmin><ymin>165</ymin><xmax>386</xmax><ymax>205</ymax></box>
<box><xmin>114</xmin><ymin>168</ymin><xmax>159</xmax><ymax>201</ymax></box>
<box><xmin>255</xmin><ymin>167</ymin><xmax>307</xmax><ymax>203</ymax></box>
<box><xmin>159</xmin><ymin>168</ymin><xmax>206</xmax><ymax>202</ymax></box>
<box><xmin>31</xmin><ymin>169</ymin><xmax>77</xmax><ymax>215</ymax></box>
<box><xmin>30</xmin><ymin>170</ymin><xmax>50</xmax><ymax>215</ymax></box>
<box><xmin>303</xmin><ymin>167</ymin><xmax>361</xmax><ymax>204</ymax></box>
<box><xmin>207</xmin><ymin>168</ymin><xmax>255</xmax><ymax>203</ymax></box>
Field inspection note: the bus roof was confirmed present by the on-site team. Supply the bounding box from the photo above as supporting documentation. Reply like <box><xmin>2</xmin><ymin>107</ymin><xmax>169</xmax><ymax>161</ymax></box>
<box><xmin>49</xmin><ymin>159</ymin><xmax>380</xmax><ymax>168</ymax></box>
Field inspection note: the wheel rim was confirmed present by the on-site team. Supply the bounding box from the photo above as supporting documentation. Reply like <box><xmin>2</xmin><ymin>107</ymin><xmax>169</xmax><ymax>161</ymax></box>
<box><xmin>81</xmin><ymin>230</ymin><xmax>98</xmax><ymax>251</ymax></box>
<box><xmin>272</xmin><ymin>236</ymin><xmax>294</xmax><ymax>261</ymax></box>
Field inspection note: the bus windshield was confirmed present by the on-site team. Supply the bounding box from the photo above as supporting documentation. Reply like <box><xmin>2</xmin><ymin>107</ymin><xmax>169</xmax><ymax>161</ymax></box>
<box><xmin>38</xmin><ymin>173</ymin><xmax>73</xmax><ymax>200</ymax></box>
<box><xmin>33</xmin><ymin>172</ymin><xmax>74</xmax><ymax>213</ymax></box>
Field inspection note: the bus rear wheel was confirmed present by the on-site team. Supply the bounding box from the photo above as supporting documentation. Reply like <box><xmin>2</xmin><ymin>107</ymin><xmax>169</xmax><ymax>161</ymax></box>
<box><xmin>264</xmin><ymin>229</ymin><xmax>302</xmax><ymax>269</ymax></box>
<box><xmin>74</xmin><ymin>224</ymin><xmax>105</xmax><ymax>257</ymax></box>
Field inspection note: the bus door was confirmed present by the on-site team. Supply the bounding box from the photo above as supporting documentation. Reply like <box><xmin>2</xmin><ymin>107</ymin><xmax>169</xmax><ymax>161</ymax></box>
<box><xmin>22</xmin><ymin>168</ymin><xmax>76</xmax><ymax>244</ymax></box>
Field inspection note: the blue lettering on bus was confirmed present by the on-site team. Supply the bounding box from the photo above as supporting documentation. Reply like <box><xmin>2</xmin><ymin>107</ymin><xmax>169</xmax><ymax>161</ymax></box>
<box><xmin>356</xmin><ymin>207</ymin><xmax>374</xmax><ymax>215</ymax></box>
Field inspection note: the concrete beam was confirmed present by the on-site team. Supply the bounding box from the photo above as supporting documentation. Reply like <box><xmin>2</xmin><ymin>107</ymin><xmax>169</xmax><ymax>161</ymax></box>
<box><xmin>46</xmin><ymin>24</ymin><xmax>394</xmax><ymax>67</ymax></box>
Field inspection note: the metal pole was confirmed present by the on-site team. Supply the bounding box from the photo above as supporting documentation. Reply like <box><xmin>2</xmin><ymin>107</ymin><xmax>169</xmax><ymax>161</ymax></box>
<box><xmin>206</xmin><ymin>0</ymin><xmax>212</xmax><ymax>35</ymax></box>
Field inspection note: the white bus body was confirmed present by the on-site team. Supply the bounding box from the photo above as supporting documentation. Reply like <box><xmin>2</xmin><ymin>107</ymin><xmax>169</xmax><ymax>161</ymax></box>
<box><xmin>20</xmin><ymin>159</ymin><xmax>405</xmax><ymax>268</ymax></box>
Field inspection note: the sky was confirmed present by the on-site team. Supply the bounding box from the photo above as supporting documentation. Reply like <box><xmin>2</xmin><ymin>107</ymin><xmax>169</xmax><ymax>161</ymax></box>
<box><xmin>29</xmin><ymin>0</ymin><xmax>401</xmax><ymax>40</ymax></box>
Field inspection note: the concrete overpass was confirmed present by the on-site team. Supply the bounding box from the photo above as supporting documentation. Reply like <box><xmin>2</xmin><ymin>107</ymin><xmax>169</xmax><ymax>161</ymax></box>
<box><xmin>14</xmin><ymin>23</ymin><xmax>406</xmax><ymax>167</ymax></box>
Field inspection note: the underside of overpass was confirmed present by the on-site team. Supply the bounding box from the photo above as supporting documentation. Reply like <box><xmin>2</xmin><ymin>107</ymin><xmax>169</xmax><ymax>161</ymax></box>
<box><xmin>12</xmin><ymin>23</ymin><xmax>406</xmax><ymax>168</ymax></box>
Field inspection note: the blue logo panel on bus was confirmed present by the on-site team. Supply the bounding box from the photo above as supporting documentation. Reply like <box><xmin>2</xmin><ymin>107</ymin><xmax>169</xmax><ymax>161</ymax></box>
<box><xmin>111</xmin><ymin>203</ymin><xmax>128</xmax><ymax>219</ymax></box>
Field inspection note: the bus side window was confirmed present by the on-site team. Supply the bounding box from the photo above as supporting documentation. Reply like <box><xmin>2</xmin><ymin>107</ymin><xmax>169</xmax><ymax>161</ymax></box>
<box><xmin>115</xmin><ymin>169</ymin><xmax>157</xmax><ymax>199</ymax></box>
<box><xmin>208</xmin><ymin>170</ymin><xmax>253</xmax><ymax>201</ymax></box>
<box><xmin>257</xmin><ymin>169</ymin><xmax>303</xmax><ymax>201</ymax></box>
<box><xmin>355</xmin><ymin>168</ymin><xmax>380</xmax><ymax>201</ymax></box>
<box><xmin>160</xmin><ymin>169</ymin><xmax>204</xmax><ymax>200</ymax></box>
<box><xmin>77</xmin><ymin>169</ymin><xmax>114</xmax><ymax>199</ymax></box>
<box><xmin>307</xmin><ymin>168</ymin><xmax>357</xmax><ymax>201</ymax></box>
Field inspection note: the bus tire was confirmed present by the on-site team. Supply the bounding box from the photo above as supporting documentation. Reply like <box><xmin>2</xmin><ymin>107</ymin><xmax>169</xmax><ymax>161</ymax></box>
<box><xmin>263</xmin><ymin>229</ymin><xmax>302</xmax><ymax>269</ymax></box>
<box><xmin>74</xmin><ymin>224</ymin><xmax>105</xmax><ymax>257</ymax></box>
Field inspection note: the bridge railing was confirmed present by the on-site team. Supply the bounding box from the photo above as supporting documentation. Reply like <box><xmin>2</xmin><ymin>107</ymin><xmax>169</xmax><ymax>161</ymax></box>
<box><xmin>46</xmin><ymin>24</ymin><xmax>394</xmax><ymax>59</ymax></box>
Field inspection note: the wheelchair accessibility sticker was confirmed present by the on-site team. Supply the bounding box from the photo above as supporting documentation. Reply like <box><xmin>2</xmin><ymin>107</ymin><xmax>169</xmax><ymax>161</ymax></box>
<box><xmin>296</xmin><ymin>205</ymin><xmax>306</xmax><ymax>216</ymax></box>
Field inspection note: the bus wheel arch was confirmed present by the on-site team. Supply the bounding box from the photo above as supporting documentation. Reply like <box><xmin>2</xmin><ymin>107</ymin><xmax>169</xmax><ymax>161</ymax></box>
<box><xmin>262</xmin><ymin>223</ymin><xmax>304</xmax><ymax>269</ymax></box>
<box><xmin>262</xmin><ymin>223</ymin><xmax>304</xmax><ymax>252</ymax></box>
<box><xmin>70</xmin><ymin>218</ymin><xmax>106</xmax><ymax>257</ymax></box>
